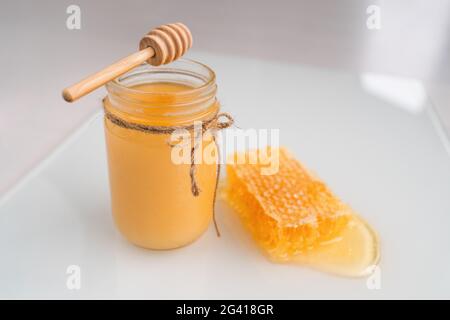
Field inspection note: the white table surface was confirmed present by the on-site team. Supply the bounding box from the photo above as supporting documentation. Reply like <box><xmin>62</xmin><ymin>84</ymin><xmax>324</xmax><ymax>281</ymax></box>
<box><xmin>1</xmin><ymin>53</ymin><xmax>449</xmax><ymax>299</ymax></box>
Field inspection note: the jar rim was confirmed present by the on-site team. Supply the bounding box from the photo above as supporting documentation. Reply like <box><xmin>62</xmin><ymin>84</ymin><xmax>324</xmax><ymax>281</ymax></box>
<box><xmin>103</xmin><ymin>58</ymin><xmax>219</xmax><ymax>125</ymax></box>
<box><xmin>106</xmin><ymin>58</ymin><xmax>216</xmax><ymax>97</ymax></box>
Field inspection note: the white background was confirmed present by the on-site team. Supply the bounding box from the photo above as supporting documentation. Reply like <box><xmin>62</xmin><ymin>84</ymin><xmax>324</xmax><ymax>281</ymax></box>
<box><xmin>1</xmin><ymin>0</ymin><xmax>450</xmax><ymax>199</ymax></box>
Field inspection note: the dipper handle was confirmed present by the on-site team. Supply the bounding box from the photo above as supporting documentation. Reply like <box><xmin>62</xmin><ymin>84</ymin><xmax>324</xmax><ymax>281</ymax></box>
<box><xmin>62</xmin><ymin>23</ymin><xmax>193</xmax><ymax>102</ymax></box>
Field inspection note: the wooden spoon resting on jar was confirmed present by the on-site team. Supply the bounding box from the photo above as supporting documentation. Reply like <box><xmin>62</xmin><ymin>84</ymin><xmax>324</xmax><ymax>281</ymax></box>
<box><xmin>62</xmin><ymin>23</ymin><xmax>193</xmax><ymax>102</ymax></box>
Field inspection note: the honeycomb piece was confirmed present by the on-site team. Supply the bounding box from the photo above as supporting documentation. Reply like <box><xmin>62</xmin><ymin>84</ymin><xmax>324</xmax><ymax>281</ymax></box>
<box><xmin>222</xmin><ymin>147</ymin><xmax>352</xmax><ymax>261</ymax></box>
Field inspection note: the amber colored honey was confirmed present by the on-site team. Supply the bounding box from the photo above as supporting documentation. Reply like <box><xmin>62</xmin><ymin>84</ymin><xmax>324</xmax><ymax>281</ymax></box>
<box><xmin>103</xmin><ymin>82</ymin><xmax>219</xmax><ymax>249</ymax></box>
<box><xmin>223</xmin><ymin>147</ymin><xmax>380</xmax><ymax>277</ymax></box>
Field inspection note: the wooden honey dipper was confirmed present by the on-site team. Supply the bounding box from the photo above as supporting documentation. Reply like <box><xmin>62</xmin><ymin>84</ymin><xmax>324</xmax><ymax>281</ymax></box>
<box><xmin>62</xmin><ymin>23</ymin><xmax>193</xmax><ymax>102</ymax></box>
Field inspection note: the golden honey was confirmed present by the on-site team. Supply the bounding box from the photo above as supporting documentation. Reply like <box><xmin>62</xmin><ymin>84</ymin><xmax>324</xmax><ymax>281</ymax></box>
<box><xmin>223</xmin><ymin>147</ymin><xmax>380</xmax><ymax>276</ymax></box>
<box><xmin>103</xmin><ymin>60</ymin><xmax>219</xmax><ymax>249</ymax></box>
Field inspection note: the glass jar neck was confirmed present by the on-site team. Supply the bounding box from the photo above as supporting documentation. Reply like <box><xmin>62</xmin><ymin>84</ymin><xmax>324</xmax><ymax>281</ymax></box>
<box><xmin>104</xmin><ymin>59</ymin><xmax>219</xmax><ymax>126</ymax></box>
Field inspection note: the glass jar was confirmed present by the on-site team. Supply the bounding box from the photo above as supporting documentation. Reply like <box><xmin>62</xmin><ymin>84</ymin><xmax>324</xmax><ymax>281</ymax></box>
<box><xmin>103</xmin><ymin>59</ymin><xmax>219</xmax><ymax>249</ymax></box>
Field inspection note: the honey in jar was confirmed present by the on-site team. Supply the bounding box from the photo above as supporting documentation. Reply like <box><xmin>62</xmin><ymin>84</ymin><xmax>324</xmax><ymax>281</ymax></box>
<box><xmin>103</xmin><ymin>59</ymin><xmax>220</xmax><ymax>249</ymax></box>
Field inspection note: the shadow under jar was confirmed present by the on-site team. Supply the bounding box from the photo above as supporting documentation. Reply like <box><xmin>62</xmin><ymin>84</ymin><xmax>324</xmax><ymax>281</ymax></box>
<box><xmin>103</xmin><ymin>59</ymin><xmax>220</xmax><ymax>249</ymax></box>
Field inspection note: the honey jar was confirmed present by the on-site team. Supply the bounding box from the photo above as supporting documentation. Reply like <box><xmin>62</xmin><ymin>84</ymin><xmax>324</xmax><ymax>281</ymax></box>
<box><xmin>103</xmin><ymin>59</ymin><xmax>220</xmax><ymax>249</ymax></box>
